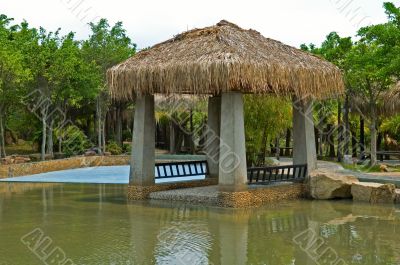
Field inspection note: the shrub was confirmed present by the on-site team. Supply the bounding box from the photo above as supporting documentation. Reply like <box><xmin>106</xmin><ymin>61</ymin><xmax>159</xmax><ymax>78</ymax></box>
<box><xmin>107</xmin><ymin>141</ymin><xmax>123</xmax><ymax>155</ymax></box>
<box><xmin>122</xmin><ymin>142</ymin><xmax>132</xmax><ymax>154</ymax></box>
<box><xmin>61</xmin><ymin>126</ymin><xmax>90</xmax><ymax>157</ymax></box>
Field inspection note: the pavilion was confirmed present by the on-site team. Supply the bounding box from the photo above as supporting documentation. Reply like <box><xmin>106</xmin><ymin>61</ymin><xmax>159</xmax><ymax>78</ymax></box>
<box><xmin>107</xmin><ymin>20</ymin><xmax>344</xmax><ymax>201</ymax></box>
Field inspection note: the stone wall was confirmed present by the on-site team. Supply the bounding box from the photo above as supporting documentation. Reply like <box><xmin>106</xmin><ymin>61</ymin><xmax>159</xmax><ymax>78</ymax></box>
<box><xmin>127</xmin><ymin>179</ymin><xmax>219</xmax><ymax>200</ymax></box>
<box><xmin>0</xmin><ymin>156</ymin><xmax>130</xmax><ymax>179</ymax></box>
<box><xmin>129</xmin><ymin>181</ymin><xmax>306</xmax><ymax>208</ymax></box>
<box><xmin>217</xmin><ymin>183</ymin><xmax>307</xmax><ymax>208</ymax></box>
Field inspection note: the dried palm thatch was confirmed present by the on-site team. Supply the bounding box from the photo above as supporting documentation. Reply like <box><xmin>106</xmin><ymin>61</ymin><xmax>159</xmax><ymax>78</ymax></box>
<box><xmin>350</xmin><ymin>83</ymin><xmax>400</xmax><ymax>117</ymax></box>
<box><xmin>108</xmin><ymin>20</ymin><xmax>344</xmax><ymax>100</ymax></box>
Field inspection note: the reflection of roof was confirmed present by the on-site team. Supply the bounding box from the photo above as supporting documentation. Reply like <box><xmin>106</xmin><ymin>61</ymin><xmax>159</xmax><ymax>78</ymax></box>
<box><xmin>108</xmin><ymin>20</ymin><xmax>344</xmax><ymax>100</ymax></box>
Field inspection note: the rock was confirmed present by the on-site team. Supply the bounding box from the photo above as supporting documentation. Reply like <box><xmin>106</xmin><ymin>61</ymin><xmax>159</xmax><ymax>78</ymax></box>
<box><xmin>351</xmin><ymin>182</ymin><xmax>396</xmax><ymax>204</ymax></box>
<box><xmin>265</xmin><ymin>157</ymin><xmax>280</xmax><ymax>166</ymax></box>
<box><xmin>395</xmin><ymin>189</ymin><xmax>400</xmax><ymax>204</ymax></box>
<box><xmin>103</xmin><ymin>152</ymin><xmax>111</xmax><ymax>156</ymax></box>
<box><xmin>380</xmin><ymin>164</ymin><xmax>389</xmax><ymax>172</ymax></box>
<box><xmin>309</xmin><ymin>171</ymin><xmax>359</xmax><ymax>199</ymax></box>
<box><xmin>84</xmin><ymin>150</ymin><xmax>97</xmax><ymax>157</ymax></box>
<box><xmin>343</xmin><ymin>155</ymin><xmax>353</xmax><ymax>165</ymax></box>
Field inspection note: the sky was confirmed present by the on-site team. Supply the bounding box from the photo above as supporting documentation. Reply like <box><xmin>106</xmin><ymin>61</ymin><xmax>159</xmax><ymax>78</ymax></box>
<box><xmin>1</xmin><ymin>0</ymin><xmax>399</xmax><ymax>49</ymax></box>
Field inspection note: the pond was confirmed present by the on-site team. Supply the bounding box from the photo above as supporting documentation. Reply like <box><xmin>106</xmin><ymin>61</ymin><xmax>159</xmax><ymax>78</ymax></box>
<box><xmin>0</xmin><ymin>182</ymin><xmax>399</xmax><ymax>265</ymax></box>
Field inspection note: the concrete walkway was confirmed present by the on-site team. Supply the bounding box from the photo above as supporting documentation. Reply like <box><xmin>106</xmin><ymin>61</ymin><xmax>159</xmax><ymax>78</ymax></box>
<box><xmin>315</xmin><ymin>160</ymin><xmax>400</xmax><ymax>187</ymax></box>
<box><xmin>1</xmin><ymin>155</ymin><xmax>398</xmax><ymax>187</ymax></box>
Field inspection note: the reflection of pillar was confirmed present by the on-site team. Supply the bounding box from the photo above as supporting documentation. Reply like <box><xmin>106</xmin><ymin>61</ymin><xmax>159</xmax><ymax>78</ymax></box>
<box><xmin>0</xmin><ymin>197</ymin><xmax>3</xmax><ymax>222</ymax></box>
<box><xmin>206</xmin><ymin>96</ymin><xmax>221</xmax><ymax>179</ymax></box>
<box><xmin>293</xmin><ymin>96</ymin><xmax>317</xmax><ymax>175</ymax></box>
<box><xmin>130</xmin><ymin>94</ymin><xmax>155</xmax><ymax>186</ymax></box>
<box><xmin>42</xmin><ymin>188</ymin><xmax>47</xmax><ymax>217</ymax></box>
<box><xmin>218</xmin><ymin>212</ymin><xmax>249</xmax><ymax>265</ymax></box>
<box><xmin>219</xmin><ymin>92</ymin><xmax>247</xmax><ymax>192</ymax></box>
<box><xmin>127</xmin><ymin>205</ymin><xmax>160</xmax><ymax>264</ymax></box>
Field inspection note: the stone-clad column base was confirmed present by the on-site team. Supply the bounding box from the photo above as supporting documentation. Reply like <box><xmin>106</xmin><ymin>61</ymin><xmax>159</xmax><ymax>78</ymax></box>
<box><xmin>217</xmin><ymin>184</ymin><xmax>307</xmax><ymax>208</ymax></box>
<box><xmin>127</xmin><ymin>185</ymin><xmax>164</xmax><ymax>200</ymax></box>
<box><xmin>217</xmin><ymin>191</ymin><xmax>256</xmax><ymax>208</ymax></box>
<box><xmin>127</xmin><ymin>179</ymin><xmax>219</xmax><ymax>200</ymax></box>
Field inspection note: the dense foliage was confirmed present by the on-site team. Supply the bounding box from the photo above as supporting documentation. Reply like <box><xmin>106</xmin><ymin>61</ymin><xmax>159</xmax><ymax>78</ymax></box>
<box><xmin>0</xmin><ymin>15</ymin><xmax>135</xmax><ymax>159</ymax></box>
<box><xmin>1</xmin><ymin>2</ymin><xmax>400</xmax><ymax>165</ymax></box>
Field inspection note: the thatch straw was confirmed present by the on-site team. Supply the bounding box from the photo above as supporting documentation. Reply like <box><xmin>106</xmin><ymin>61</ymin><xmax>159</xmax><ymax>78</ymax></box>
<box><xmin>350</xmin><ymin>83</ymin><xmax>400</xmax><ymax>117</ymax></box>
<box><xmin>107</xmin><ymin>20</ymin><xmax>344</xmax><ymax>100</ymax></box>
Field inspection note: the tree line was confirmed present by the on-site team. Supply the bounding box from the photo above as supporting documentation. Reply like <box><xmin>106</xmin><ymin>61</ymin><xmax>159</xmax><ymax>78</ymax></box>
<box><xmin>300</xmin><ymin>2</ymin><xmax>400</xmax><ymax>166</ymax></box>
<box><xmin>0</xmin><ymin>15</ymin><xmax>136</xmax><ymax>160</ymax></box>
<box><xmin>1</xmin><ymin>2</ymin><xmax>400</xmax><ymax>167</ymax></box>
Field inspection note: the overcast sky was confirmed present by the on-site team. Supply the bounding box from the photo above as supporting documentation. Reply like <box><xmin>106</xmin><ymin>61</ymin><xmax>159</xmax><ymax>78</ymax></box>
<box><xmin>1</xmin><ymin>0</ymin><xmax>399</xmax><ymax>49</ymax></box>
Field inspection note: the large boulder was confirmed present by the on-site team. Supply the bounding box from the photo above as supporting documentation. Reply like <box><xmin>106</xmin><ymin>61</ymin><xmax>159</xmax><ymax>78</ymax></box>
<box><xmin>395</xmin><ymin>189</ymin><xmax>400</xmax><ymax>204</ymax></box>
<box><xmin>351</xmin><ymin>182</ymin><xmax>396</xmax><ymax>204</ymax></box>
<box><xmin>310</xmin><ymin>171</ymin><xmax>359</xmax><ymax>199</ymax></box>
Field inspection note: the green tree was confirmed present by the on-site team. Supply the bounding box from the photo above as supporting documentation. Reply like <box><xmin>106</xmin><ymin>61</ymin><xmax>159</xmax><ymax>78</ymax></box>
<box><xmin>0</xmin><ymin>15</ymin><xmax>31</xmax><ymax>157</ymax></box>
<box><xmin>345</xmin><ymin>2</ymin><xmax>400</xmax><ymax>165</ymax></box>
<box><xmin>82</xmin><ymin>19</ymin><xmax>136</xmax><ymax>151</ymax></box>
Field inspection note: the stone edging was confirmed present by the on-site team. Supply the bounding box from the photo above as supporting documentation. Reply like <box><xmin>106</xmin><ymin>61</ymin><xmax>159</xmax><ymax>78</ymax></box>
<box><xmin>0</xmin><ymin>156</ymin><xmax>130</xmax><ymax>179</ymax></box>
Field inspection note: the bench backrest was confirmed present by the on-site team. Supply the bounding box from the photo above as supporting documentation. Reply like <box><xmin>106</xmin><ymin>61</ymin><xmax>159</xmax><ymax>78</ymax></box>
<box><xmin>155</xmin><ymin>160</ymin><xmax>209</xmax><ymax>179</ymax></box>
<box><xmin>247</xmin><ymin>164</ymin><xmax>307</xmax><ymax>185</ymax></box>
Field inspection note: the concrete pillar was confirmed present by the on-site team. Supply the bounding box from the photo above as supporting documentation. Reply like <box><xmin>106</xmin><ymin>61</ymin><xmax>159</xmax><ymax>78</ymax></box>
<box><xmin>292</xmin><ymin>96</ymin><xmax>317</xmax><ymax>174</ymax></box>
<box><xmin>130</xmin><ymin>94</ymin><xmax>155</xmax><ymax>186</ymax></box>
<box><xmin>218</xmin><ymin>92</ymin><xmax>247</xmax><ymax>192</ymax></box>
<box><xmin>206</xmin><ymin>96</ymin><xmax>221</xmax><ymax>179</ymax></box>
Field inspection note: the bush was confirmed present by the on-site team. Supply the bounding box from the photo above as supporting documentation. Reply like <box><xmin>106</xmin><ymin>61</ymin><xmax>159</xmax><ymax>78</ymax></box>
<box><xmin>122</xmin><ymin>142</ymin><xmax>132</xmax><ymax>154</ymax></box>
<box><xmin>107</xmin><ymin>141</ymin><xmax>123</xmax><ymax>155</ymax></box>
<box><xmin>61</xmin><ymin>126</ymin><xmax>90</xmax><ymax>157</ymax></box>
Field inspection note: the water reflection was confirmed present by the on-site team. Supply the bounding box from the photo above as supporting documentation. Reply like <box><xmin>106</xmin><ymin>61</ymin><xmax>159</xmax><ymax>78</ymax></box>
<box><xmin>0</xmin><ymin>183</ymin><xmax>399</xmax><ymax>265</ymax></box>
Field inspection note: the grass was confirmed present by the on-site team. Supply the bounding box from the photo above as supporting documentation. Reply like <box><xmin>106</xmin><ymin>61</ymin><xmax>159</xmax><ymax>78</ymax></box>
<box><xmin>5</xmin><ymin>141</ymin><xmax>35</xmax><ymax>155</ymax></box>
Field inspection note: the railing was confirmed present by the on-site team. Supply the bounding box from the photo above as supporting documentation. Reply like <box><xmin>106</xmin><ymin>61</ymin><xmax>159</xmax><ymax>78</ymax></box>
<box><xmin>377</xmin><ymin>151</ymin><xmax>400</xmax><ymax>161</ymax></box>
<box><xmin>247</xmin><ymin>164</ymin><xmax>307</xmax><ymax>185</ymax></box>
<box><xmin>155</xmin><ymin>160</ymin><xmax>209</xmax><ymax>179</ymax></box>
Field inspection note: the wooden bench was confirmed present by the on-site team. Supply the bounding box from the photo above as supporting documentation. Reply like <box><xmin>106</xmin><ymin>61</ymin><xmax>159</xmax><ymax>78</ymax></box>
<box><xmin>155</xmin><ymin>160</ymin><xmax>209</xmax><ymax>179</ymax></box>
<box><xmin>247</xmin><ymin>164</ymin><xmax>307</xmax><ymax>185</ymax></box>
<box><xmin>377</xmin><ymin>151</ymin><xmax>400</xmax><ymax>162</ymax></box>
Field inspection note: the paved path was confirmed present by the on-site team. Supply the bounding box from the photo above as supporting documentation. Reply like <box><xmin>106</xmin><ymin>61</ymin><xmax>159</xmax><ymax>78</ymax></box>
<box><xmin>0</xmin><ymin>156</ymin><xmax>398</xmax><ymax>186</ymax></box>
<box><xmin>315</xmin><ymin>160</ymin><xmax>400</xmax><ymax>187</ymax></box>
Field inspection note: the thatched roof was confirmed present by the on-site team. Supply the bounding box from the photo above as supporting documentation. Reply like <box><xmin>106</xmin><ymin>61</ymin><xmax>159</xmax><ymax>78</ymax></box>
<box><xmin>108</xmin><ymin>20</ymin><xmax>344</xmax><ymax>100</ymax></box>
<box><xmin>350</xmin><ymin>83</ymin><xmax>400</xmax><ymax>117</ymax></box>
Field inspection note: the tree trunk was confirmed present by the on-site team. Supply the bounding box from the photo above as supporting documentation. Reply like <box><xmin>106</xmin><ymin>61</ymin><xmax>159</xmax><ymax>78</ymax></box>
<box><xmin>102</xmin><ymin>119</ymin><xmax>106</xmax><ymax>152</ymax></box>
<box><xmin>370</xmin><ymin>104</ymin><xmax>377</xmax><ymax>166</ymax></box>
<box><xmin>58</xmin><ymin>136</ymin><xmax>62</xmax><ymax>154</ymax></box>
<box><xmin>41</xmin><ymin>112</ymin><xmax>47</xmax><ymax>161</ymax></box>
<box><xmin>327</xmin><ymin>124</ymin><xmax>336</xmax><ymax>158</ymax></box>
<box><xmin>97</xmin><ymin>97</ymin><xmax>102</xmax><ymax>150</ymax></box>
<box><xmin>337</xmin><ymin>101</ymin><xmax>343</xmax><ymax>162</ymax></box>
<box><xmin>344</xmin><ymin>95</ymin><xmax>350</xmax><ymax>155</ymax></box>
<box><xmin>0</xmin><ymin>112</ymin><xmax>6</xmax><ymax>158</ymax></box>
<box><xmin>351</xmin><ymin>128</ymin><xmax>358</xmax><ymax>157</ymax></box>
<box><xmin>46</xmin><ymin>119</ymin><xmax>54</xmax><ymax>158</ymax></box>
<box><xmin>115</xmin><ymin>104</ymin><xmax>123</xmax><ymax>146</ymax></box>
<box><xmin>275</xmin><ymin>137</ymin><xmax>280</xmax><ymax>160</ymax></box>
<box><xmin>169</xmin><ymin>121</ymin><xmax>176</xmax><ymax>154</ymax></box>
<box><xmin>285</xmin><ymin>128</ymin><xmax>291</xmax><ymax>156</ymax></box>
<box><xmin>360</xmin><ymin>116</ymin><xmax>365</xmax><ymax>154</ymax></box>
<box><xmin>189</xmin><ymin>109</ymin><xmax>195</xmax><ymax>154</ymax></box>
<box><xmin>175</xmin><ymin>128</ymin><xmax>184</xmax><ymax>154</ymax></box>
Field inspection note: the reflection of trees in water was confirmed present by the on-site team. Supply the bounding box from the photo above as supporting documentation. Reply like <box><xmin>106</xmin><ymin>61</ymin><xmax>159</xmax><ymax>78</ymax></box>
<box><xmin>300</xmin><ymin>201</ymin><xmax>400</xmax><ymax>265</ymax></box>
<box><xmin>0</xmin><ymin>182</ymin><xmax>60</xmax><ymax>198</ymax></box>
<box><xmin>2</xmin><ymin>185</ymin><xmax>400</xmax><ymax>265</ymax></box>
<box><xmin>247</xmin><ymin>209</ymin><xmax>310</xmax><ymax>265</ymax></box>
<box><xmin>320</xmin><ymin>216</ymin><xmax>400</xmax><ymax>265</ymax></box>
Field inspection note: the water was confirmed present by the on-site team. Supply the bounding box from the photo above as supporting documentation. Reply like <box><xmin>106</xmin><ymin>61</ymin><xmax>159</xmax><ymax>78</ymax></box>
<box><xmin>0</xmin><ymin>182</ymin><xmax>399</xmax><ymax>265</ymax></box>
